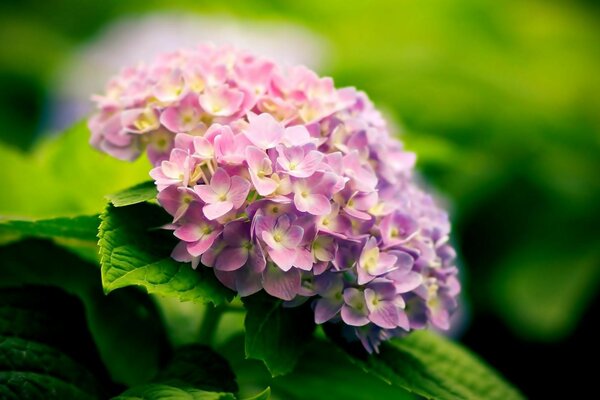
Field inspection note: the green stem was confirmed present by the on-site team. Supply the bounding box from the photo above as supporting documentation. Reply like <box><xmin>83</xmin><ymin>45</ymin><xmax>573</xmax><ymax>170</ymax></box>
<box><xmin>197</xmin><ymin>304</ymin><xmax>226</xmax><ymax>345</ymax></box>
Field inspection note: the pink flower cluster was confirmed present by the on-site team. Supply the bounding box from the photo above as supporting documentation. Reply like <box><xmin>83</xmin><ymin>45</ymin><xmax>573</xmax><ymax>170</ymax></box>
<box><xmin>89</xmin><ymin>44</ymin><xmax>460</xmax><ymax>352</ymax></box>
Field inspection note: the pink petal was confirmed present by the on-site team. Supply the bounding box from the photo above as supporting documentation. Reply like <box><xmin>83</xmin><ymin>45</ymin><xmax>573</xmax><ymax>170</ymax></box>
<box><xmin>203</xmin><ymin>201</ymin><xmax>233</xmax><ymax>220</ymax></box>
<box><xmin>295</xmin><ymin>193</ymin><xmax>331</xmax><ymax>216</ymax></box>
<box><xmin>283</xmin><ymin>125</ymin><xmax>312</xmax><ymax>146</ymax></box>
<box><xmin>293</xmin><ymin>248</ymin><xmax>313</xmax><ymax>271</ymax></box>
<box><xmin>284</xmin><ymin>225</ymin><xmax>304</xmax><ymax>248</ymax></box>
<box><xmin>198</xmin><ymin>86</ymin><xmax>244</xmax><ymax>117</ymax></box>
<box><xmin>314</xmin><ymin>298</ymin><xmax>343</xmax><ymax>324</ymax></box>
<box><xmin>173</xmin><ymin>224</ymin><xmax>202</xmax><ymax>242</ymax></box>
<box><xmin>341</xmin><ymin>305</ymin><xmax>369</xmax><ymax>326</ymax></box>
<box><xmin>216</xmin><ymin>247</ymin><xmax>249</xmax><ymax>271</ymax></box>
<box><xmin>267</xmin><ymin>247</ymin><xmax>297</xmax><ymax>271</ymax></box>
<box><xmin>171</xmin><ymin>241</ymin><xmax>192</xmax><ymax>263</ymax></box>
<box><xmin>250</xmin><ymin>173</ymin><xmax>278</xmax><ymax>196</ymax></box>
<box><xmin>187</xmin><ymin>231</ymin><xmax>220</xmax><ymax>257</ymax></box>
<box><xmin>262</xmin><ymin>263</ymin><xmax>301</xmax><ymax>301</ymax></box>
<box><xmin>194</xmin><ymin>185</ymin><xmax>219</xmax><ymax>204</ymax></box>
<box><xmin>210</xmin><ymin>168</ymin><xmax>232</xmax><ymax>194</ymax></box>
<box><xmin>295</xmin><ymin>150</ymin><xmax>323</xmax><ymax>177</ymax></box>
<box><xmin>368</xmin><ymin>301</ymin><xmax>400</xmax><ymax>329</ymax></box>
<box><xmin>228</xmin><ymin>176</ymin><xmax>251</xmax><ymax>208</ymax></box>
<box><xmin>245</xmin><ymin>146</ymin><xmax>269</xmax><ymax>172</ymax></box>
<box><xmin>244</xmin><ymin>113</ymin><xmax>284</xmax><ymax>149</ymax></box>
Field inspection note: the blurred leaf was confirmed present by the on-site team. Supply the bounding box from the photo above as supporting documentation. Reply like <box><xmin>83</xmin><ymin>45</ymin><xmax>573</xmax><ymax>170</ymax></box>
<box><xmin>0</xmin><ymin>214</ymin><xmax>98</xmax><ymax>241</ymax></box>
<box><xmin>490</xmin><ymin>243</ymin><xmax>600</xmax><ymax>341</ymax></box>
<box><xmin>99</xmin><ymin>202</ymin><xmax>233</xmax><ymax>305</ymax></box>
<box><xmin>345</xmin><ymin>331</ymin><xmax>523</xmax><ymax>400</ymax></box>
<box><xmin>0</xmin><ymin>240</ymin><xmax>168</xmax><ymax>386</ymax></box>
<box><xmin>0</xmin><ymin>286</ymin><xmax>107</xmax><ymax>399</ymax></box>
<box><xmin>114</xmin><ymin>344</ymin><xmax>242</xmax><ymax>400</ymax></box>
<box><xmin>0</xmin><ymin>215</ymin><xmax>99</xmax><ymax>262</ymax></box>
<box><xmin>242</xmin><ymin>293</ymin><xmax>315</xmax><ymax>377</ymax></box>
<box><xmin>219</xmin><ymin>334</ymin><xmax>414</xmax><ymax>400</ymax></box>
<box><xmin>0</xmin><ymin>120</ymin><xmax>150</xmax><ymax>219</ymax></box>
<box><xmin>107</xmin><ymin>181</ymin><xmax>157</xmax><ymax>207</ymax></box>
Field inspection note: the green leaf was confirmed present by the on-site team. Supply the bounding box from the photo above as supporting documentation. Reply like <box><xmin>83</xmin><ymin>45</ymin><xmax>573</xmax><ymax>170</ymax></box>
<box><xmin>0</xmin><ymin>215</ymin><xmax>98</xmax><ymax>242</ymax></box>
<box><xmin>351</xmin><ymin>331</ymin><xmax>523</xmax><ymax>400</ymax></box>
<box><xmin>242</xmin><ymin>292</ymin><xmax>315</xmax><ymax>377</ymax></box>
<box><xmin>490</xmin><ymin>242</ymin><xmax>600</xmax><ymax>341</ymax></box>
<box><xmin>106</xmin><ymin>181</ymin><xmax>157</xmax><ymax>207</ymax></box>
<box><xmin>113</xmin><ymin>384</ymin><xmax>236</xmax><ymax>400</ymax></box>
<box><xmin>0</xmin><ymin>215</ymin><xmax>99</xmax><ymax>262</ymax></box>
<box><xmin>155</xmin><ymin>345</ymin><xmax>238</xmax><ymax>393</ymax></box>
<box><xmin>219</xmin><ymin>335</ymin><xmax>413</xmax><ymax>400</ymax></box>
<box><xmin>98</xmin><ymin>202</ymin><xmax>233</xmax><ymax>305</ymax></box>
<box><xmin>114</xmin><ymin>344</ymin><xmax>241</xmax><ymax>400</ymax></box>
<box><xmin>240</xmin><ymin>387</ymin><xmax>270</xmax><ymax>400</ymax></box>
<box><xmin>0</xmin><ymin>286</ymin><xmax>108</xmax><ymax>399</ymax></box>
<box><xmin>0</xmin><ymin>120</ymin><xmax>150</xmax><ymax>219</ymax></box>
<box><xmin>0</xmin><ymin>240</ymin><xmax>168</xmax><ymax>386</ymax></box>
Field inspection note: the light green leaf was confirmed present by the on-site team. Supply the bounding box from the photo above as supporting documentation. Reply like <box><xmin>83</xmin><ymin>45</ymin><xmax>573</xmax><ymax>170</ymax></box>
<box><xmin>106</xmin><ymin>181</ymin><xmax>157</xmax><ymax>207</ymax></box>
<box><xmin>99</xmin><ymin>202</ymin><xmax>233</xmax><ymax>305</ymax></box>
<box><xmin>113</xmin><ymin>384</ymin><xmax>236</xmax><ymax>400</ymax></box>
<box><xmin>242</xmin><ymin>293</ymin><xmax>315</xmax><ymax>377</ymax></box>
<box><xmin>0</xmin><ymin>120</ymin><xmax>150</xmax><ymax>219</ymax></box>
<box><xmin>354</xmin><ymin>331</ymin><xmax>523</xmax><ymax>400</ymax></box>
<box><xmin>0</xmin><ymin>240</ymin><xmax>168</xmax><ymax>386</ymax></box>
<box><xmin>0</xmin><ymin>286</ymin><xmax>106</xmax><ymax>399</ymax></box>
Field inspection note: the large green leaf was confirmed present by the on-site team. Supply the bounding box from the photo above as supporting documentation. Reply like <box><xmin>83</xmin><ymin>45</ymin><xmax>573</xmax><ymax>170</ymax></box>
<box><xmin>106</xmin><ymin>181</ymin><xmax>157</xmax><ymax>207</ymax></box>
<box><xmin>242</xmin><ymin>293</ymin><xmax>315</xmax><ymax>377</ymax></box>
<box><xmin>98</xmin><ymin>202</ymin><xmax>233</xmax><ymax>305</ymax></box>
<box><xmin>347</xmin><ymin>331</ymin><xmax>523</xmax><ymax>400</ymax></box>
<box><xmin>0</xmin><ymin>286</ymin><xmax>108</xmax><ymax>399</ymax></box>
<box><xmin>0</xmin><ymin>215</ymin><xmax>99</xmax><ymax>262</ymax></box>
<box><xmin>220</xmin><ymin>335</ymin><xmax>414</xmax><ymax>400</ymax></box>
<box><xmin>113</xmin><ymin>345</ymin><xmax>269</xmax><ymax>400</ymax></box>
<box><xmin>0</xmin><ymin>120</ymin><xmax>150</xmax><ymax>219</ymax></box>
<box><xmin>0</xmin><ymin>240</ymin><xmax>167</xmax><ymax>386</ymax></box>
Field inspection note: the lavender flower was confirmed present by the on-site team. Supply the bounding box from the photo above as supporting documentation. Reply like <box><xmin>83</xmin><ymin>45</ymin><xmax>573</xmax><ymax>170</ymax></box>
<box><xmin>89</xmin><ymin>44</ymin><xmax>460</xmax><ymax>352</ymax></box>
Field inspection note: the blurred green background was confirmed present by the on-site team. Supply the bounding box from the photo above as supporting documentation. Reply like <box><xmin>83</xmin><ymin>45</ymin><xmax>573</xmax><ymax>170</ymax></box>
<box><xmin>1</xmin><ymin>0</ymin><xmax>598</xmax><ymax>397</ymax></box>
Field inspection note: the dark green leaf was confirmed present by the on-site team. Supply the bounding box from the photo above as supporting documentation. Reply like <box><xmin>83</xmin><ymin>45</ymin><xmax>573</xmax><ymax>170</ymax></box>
<box><xmin>106</xmin><ymin>181</ymin><xmax>157</xmax><ymax>207</ymax></box>
<box><xmin>219</xmin><ymin>334</ymin><xmax>413</xmax><ymax>400</ymax></box>
<box><xmin>349</xmin><ymin>331</ymin><xmax>523</xmax><ymax>400</ymax></box>
<box><xmin>242</xmin><ymin>293</ymin><xmax>315</xmax><ymax>377</ymax></box>
<box><xmin>114</xmin><ymin>344</ymin><xmax>242</xmax><ymax>400</ymax></box>
<box><xmin>240</xmin><ymin>387</ymin><xmax>271</xmax><ymax>400</ymax></box>
<box><xmin>0</xmin><ymin>286</ymin><xmax>108</xmax><ymax>399</ymax></box>
<box><xmin>99</xmin><ymin>203</ymin><xmax>233</xmax><ymax>305</ymax></box>
<box><xmin>0</xmin><ymin>240</ymin><xmax>168</xmax><ymax>386</ymax></box>
<box><xmin>155</xmin><ymin>345</ymin><xmax>238</xmax><ymax>393</ymax></box>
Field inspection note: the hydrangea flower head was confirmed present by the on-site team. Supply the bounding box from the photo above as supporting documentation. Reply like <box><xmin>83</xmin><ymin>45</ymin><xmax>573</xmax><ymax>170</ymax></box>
<box><xmin>90</xmin><ymin>43</ymin><xmax>460</xmax><ymax>352</ymax></box>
